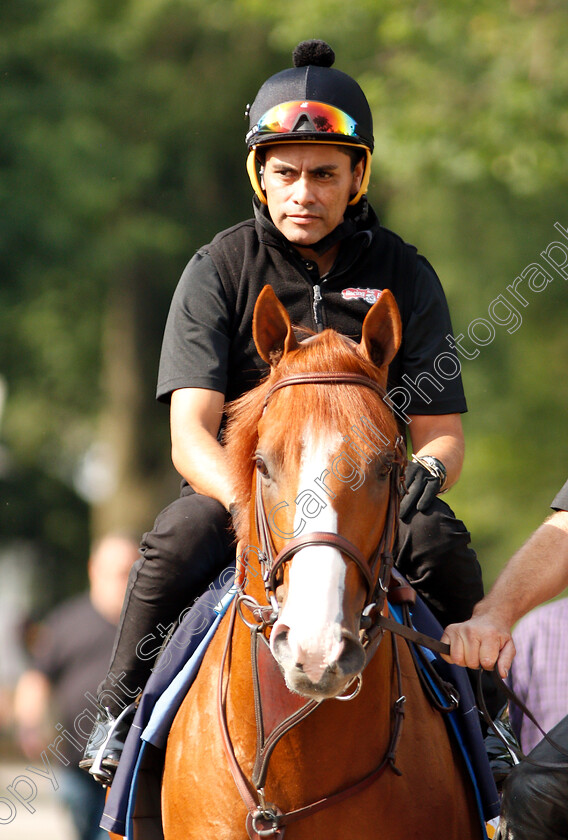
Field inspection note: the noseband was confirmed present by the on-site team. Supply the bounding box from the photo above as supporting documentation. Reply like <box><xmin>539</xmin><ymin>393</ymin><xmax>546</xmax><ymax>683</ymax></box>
<box><xmin>252</xmin><ymin>370</ymin><xmax>406</xmax><ymax>627</ymax></box>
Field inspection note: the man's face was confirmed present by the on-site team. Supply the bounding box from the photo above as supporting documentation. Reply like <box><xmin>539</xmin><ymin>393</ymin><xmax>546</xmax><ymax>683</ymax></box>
<box><xmin>262</xmin><ymin>144</ymin><xmax>364</xmax><ymax>248</ymax></box>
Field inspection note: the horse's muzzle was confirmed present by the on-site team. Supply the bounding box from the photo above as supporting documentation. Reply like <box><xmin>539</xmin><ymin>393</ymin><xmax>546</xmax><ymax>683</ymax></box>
<box><xmin>271</xmin><ymin>623</ymin><xmax>366</xmax><ymax>699</ymax></box>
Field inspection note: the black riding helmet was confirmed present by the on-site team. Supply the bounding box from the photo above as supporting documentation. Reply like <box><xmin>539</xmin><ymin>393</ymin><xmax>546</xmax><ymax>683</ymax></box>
<box><xmin>246</xmin><ymin>40</ymin><xmax>374</xmax><ymax>206</ymax></box>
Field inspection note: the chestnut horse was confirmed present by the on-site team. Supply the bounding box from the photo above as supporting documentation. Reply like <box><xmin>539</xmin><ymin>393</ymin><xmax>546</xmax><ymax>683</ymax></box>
<box><xmin>161</xmin><ymin>286</ymin><xmax>481</xmax><ymax>839</ymax></box>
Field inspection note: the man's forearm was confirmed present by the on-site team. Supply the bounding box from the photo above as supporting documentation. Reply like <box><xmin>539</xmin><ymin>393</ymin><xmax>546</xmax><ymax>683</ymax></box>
<box><xmin>172</xmin><ymin>428</ymin><xmax>235</xmax><ymax>511</ymax></box>
<box><xmin>442</xmin><ymin>510</ymin><xmax>568</xmax><ymax>676</ymax></box>
<box><xmin>170</xmin><ymin>388</ymin><xmax>237</xmax><ymax>511</ymax></box>
<box><xmin>412</xmin><ymin>434</ymin><xmax>463</xmax><ymax>490</ymax></box>
<box><xmin>474</xmin><ymin>513</ymin><xmax>568</xmax><ymax>627</ymax></box>
<box><xmin>408</xmin><ymin>413</ymin><xmax>465</xmax><ymax>490</ymax></box>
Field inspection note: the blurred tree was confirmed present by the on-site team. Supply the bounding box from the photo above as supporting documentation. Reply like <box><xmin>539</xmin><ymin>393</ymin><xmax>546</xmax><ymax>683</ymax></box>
<box><xmin>0</xmin><ymin>0</ymin><xmax>566</xmax><ymax>602</ymax></box>
<box><xmin>0</xmin><ymin>468</ymin><xmax>90</xmax><ymax>610</ymax></box>
<box><xmin>0</xmin><ymin>0</ymin><xmax>284</xmax><ymax>552</ymax></box>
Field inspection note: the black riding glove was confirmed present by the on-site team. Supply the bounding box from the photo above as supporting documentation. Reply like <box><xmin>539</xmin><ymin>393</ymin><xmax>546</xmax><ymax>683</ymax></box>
<box><xmin>399</xmin><ymin>458</ymin><xmax>445</xmax><ymax>521</ymax></box>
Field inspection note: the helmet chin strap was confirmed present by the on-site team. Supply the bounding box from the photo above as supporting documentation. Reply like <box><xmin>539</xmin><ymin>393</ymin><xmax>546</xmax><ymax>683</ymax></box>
<box><xmin>246</xmin><ymin>146</ymin><xmax>372</xmax><ymax>207</ymax></box>
<box><xmin>246</xmin><ymin>149</ymin><xmax>268</xmax><ymax>204</ymax></box>
<box><xmin>348</xmin><ymin>148</ymin><xmax>372</xmax><ymax>205</ymax></box>
<box><xmin>247</xmin><ymin>146</ymin><xmax>268</xmax><ymax>204</ymax></box>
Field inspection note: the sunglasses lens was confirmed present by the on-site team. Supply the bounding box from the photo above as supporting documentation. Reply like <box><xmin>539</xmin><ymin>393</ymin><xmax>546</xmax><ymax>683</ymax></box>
<box><xmin>256</xmin><ymin>101</ymin><xmax>358</xmax><ymax>138</ymax></box>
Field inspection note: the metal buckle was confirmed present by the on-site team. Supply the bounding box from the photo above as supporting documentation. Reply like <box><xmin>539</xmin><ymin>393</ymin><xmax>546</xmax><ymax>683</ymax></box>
<box><xmin>237</xmin><ymin>595</ymin><xmax>276</xmax><ymax>629</ymax></box>
<box><xmin>251</xmin><ymin>810</ymin><xmax>280</xmax><ymax>838</ymax></box>
<box><xmin>251</xmin><ymin>791</ymin><xmax>281</xmax><ymax>837</ymax></box>
<box><xmin>334</xmin><ymin>673</ymin><xmax>363</xmax><ymax>702</ymax></box>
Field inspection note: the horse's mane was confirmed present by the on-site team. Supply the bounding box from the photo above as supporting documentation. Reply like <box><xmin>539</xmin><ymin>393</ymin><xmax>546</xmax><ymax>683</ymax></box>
<box><xmin>224</xmin><ymin>329</ymin><xmax>400</xmax><ymax>544</ymax></box>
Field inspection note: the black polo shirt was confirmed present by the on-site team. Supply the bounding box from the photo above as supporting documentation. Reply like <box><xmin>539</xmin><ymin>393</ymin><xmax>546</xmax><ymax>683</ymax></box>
<box><xmin>157</xmin><ymin>200</ymin><xmax>466</xmax><ymax>416</ymax></box>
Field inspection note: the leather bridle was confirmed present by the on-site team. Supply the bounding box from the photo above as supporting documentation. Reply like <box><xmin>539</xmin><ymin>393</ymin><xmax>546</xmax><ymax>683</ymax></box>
<box><xmin>219</xmin><ymin>368</ymin><xmax>489</xmax><ymax>839</ymax></box>
<box><xmin>252</xmin><ymin>370</ymin><xmax>407</xmax><ymax>630</ymax></box>
<box><xmin>219</xmin><ymin>368</ymin><xmax>410</xmax><ymax>839</ymax></box>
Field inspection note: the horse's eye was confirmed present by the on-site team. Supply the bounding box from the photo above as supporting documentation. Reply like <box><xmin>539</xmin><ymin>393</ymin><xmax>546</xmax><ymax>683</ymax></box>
<box><xmin>376</xmin><ymin>458</ymin><xmax>393</xmax><ymax>479</ymax></box>
<box><xmin>255</xmin><ymin>456</ymin><xmax>270</xmax><ymax>478</ymax></box>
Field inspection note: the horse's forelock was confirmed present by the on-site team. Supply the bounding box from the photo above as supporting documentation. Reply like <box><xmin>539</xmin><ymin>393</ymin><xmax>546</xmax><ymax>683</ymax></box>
<box><xmin>224</xmin><ymin>330</ymin><xmax>399</xmax><ymax>543</ymax></box>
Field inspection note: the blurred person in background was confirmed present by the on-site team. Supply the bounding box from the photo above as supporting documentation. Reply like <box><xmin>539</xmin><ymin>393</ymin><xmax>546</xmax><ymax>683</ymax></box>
<box><xmin>13</xmin><ymin>533</ymin><xmax>137</xmax><ymax>840</ymax></box>
<box><xmin>508</xmin><ymin>596</ymin><xmax>568</xmax><ymax>754</ymax></box>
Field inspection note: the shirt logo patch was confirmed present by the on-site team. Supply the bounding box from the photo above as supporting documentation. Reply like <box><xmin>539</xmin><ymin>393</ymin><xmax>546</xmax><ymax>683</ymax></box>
<box><xmin>341</xmin><ymin>287</ymin><xmax>383</xmax><ymax>304</ymax></box>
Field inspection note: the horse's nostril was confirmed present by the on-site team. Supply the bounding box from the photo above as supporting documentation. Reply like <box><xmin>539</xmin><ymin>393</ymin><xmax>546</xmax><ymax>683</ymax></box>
<box><xmin>337</xmin><ymin>635</ymin><xmax>366</xmax><ymax>677</ymax></box>
<box><xmin>270</xmin><ymin>621</ymin><xmax>291</xmax><ymax>660</ymax></box>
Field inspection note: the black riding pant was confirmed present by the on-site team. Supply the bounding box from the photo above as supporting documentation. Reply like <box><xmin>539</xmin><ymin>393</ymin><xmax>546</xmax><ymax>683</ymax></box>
<box><xmin>99</xmin><ymin>489</ymin><xmax>483</xmax><ymax>715</ymax></box>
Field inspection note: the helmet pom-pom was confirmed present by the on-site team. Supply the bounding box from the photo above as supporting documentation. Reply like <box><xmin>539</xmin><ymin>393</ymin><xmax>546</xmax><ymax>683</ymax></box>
<box><xmin>292</xmin><ymin>40</ymin><xmax>335</xmax><ymax>68</ymax></box>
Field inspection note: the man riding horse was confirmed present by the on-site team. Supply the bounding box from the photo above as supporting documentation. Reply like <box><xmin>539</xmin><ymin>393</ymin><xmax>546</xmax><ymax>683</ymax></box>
<box><xmin>81</xmin><ymin>39</ymin><xmax>485</xmax><ymax>783</ymax></box>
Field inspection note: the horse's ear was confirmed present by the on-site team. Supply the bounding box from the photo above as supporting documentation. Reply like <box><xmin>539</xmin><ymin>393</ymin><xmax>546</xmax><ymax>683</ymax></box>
<box><xmin>253</xmin><ymin>285</ymin><xmax>299</xmax><ymax>367</ymax></box>
<box><xmin>359</xmin><ymin>289</ymin><xmax>402</xmax><ymax>370</ymax></box>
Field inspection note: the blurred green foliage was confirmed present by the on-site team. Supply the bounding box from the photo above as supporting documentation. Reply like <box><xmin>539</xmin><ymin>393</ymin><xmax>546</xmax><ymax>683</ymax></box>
<box><xmin>0</xmin><ymin>0</ymin><xmax>567</xmax><ymax>606</ymax></box>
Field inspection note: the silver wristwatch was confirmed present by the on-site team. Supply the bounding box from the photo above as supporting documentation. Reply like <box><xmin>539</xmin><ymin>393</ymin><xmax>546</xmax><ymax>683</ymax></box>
<box><xmin>411</xmin><ymin>454</ymin><xmax>448</xmax><ymax>493</ymax></box>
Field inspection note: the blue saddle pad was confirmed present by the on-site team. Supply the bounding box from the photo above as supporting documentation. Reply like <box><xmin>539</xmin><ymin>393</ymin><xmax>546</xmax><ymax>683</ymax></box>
<box><xmin>101</xmin><ymin>567</ymin><xmax>499</xmax><ymax>838</ymax></box>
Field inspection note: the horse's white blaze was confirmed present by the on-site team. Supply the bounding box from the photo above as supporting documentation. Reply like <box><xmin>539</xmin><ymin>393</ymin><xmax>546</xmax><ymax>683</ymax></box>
<box><xmin>274</xmin><ymin>426</ymin><xmax>347</xmax><ymax>684</ymax></box>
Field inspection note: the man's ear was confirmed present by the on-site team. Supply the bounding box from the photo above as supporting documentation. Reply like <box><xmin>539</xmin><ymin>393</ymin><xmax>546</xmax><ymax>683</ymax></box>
<box><xmin>358</xmin><ymin>289</ymin><xmax>402</xmax><ymax>372</ymax></box>
<box><xmin>253</xmin><ymin>285</ymin><xmax>299</xmax><ymax>367</ymax></box>
<box><xmin>350</xmin><ymin>156</ymin><xmax>365</xmax><ymax>198</ymax></box>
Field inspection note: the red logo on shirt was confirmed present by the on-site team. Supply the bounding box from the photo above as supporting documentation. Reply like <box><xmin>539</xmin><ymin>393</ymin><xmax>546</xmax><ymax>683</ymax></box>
<box><xmin>341</xmin><ymin>287</ymin><xmax>383</xmax><ymax>304</ymax></box>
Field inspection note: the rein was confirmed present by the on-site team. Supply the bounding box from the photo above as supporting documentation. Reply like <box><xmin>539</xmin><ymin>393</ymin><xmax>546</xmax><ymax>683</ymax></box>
<box><xmin>476</xmin><ymin>670</ymin><xmax>568</xmax><ymax>771</ymax></box>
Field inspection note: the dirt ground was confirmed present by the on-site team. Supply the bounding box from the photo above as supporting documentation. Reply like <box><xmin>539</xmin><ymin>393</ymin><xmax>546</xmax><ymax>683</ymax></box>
<box><xmin>0</xmin><ymin>760</ymin><xmax>76</xmax><ymax>840</ymax></box>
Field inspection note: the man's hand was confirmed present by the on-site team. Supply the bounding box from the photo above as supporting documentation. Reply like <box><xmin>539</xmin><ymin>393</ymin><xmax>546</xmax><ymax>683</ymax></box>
<box><xmin>440</xmin><ymin>614</ymin><xmax>516</xmax><ymax>679</ymax></box>
<box><xmin>399</xmin><ymin>460</ymin><xmax>442</xmax><ymax>520</ymax></box>
<box><xmin>439</xmin><ymin>510</ymin><xmax>568</xmax><ymax>681</ymax></box>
